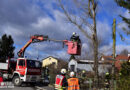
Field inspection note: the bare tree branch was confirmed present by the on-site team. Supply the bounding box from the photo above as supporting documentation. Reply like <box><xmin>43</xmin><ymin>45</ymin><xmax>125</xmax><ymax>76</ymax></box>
<box><xmin>58</xmin><ymin>0</ymin><xmax>99</xmax><ymax>88</ymax></box>
<box><xmin>88</xmin><ymin>0</ymin><xmax>93</xmax><ymax>18</ymax></box>
<box><xmin>58</xmin><ymin>0</ymin><xmax>91</xmax><ymax>39</ymax></box>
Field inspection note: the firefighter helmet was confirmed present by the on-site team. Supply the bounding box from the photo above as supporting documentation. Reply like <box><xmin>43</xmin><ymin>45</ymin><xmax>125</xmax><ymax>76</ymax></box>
<box><xmin>72</xmin><ymin>32</ymin><xmax>76</xmax><ymax>35</ymax></box>
<box><xmin>61</xmin><ymin>68</ymin><xmax>66</xmax><ymax>74</ymax></box>
<box><xmin>105</xmin><ymin>72</ymin><xmax>109</xmax><ymax>75</ymax></box>
<box><xmin>82</xmin><ymin>70</ymin><xmax>85</xmax><ymax>73</ymax></box>
<box><xmin>70</xmin><ymin>71</ymin><xmax>75</xmax><ymax>77</ymax></box>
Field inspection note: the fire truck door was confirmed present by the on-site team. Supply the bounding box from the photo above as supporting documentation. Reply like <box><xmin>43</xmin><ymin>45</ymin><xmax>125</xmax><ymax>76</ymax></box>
<box><xmin>17</xmin><ymin>59</ymin><xmax>26</xmax><ymax>75</ymax></box>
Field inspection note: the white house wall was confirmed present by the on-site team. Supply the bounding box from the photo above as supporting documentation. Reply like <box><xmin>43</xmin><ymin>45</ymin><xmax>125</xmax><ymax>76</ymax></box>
<box><xmin>68</xmin><ymin>59</ymin><xmax>77</xmax><ymax>72</ymax></box>
<box><xmin>77</xmin><ymin>64</ymin><xmax>93</xmax><ymax>71</ymax></box>
<box><xmin>68</xmin><ymin>60</ymin><xmax>112</xmax><ymax>75</ymax></box>
<box><xmin>77</xmin><ymin>64</ymin><xmax>111</xmax><ymax>75</ymax></box>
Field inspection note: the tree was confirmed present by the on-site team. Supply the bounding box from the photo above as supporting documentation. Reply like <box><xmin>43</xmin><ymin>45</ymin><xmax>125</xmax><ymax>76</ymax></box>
<box><xmin>120</xmin><ymin>61</ymin><xmax>130</xmax><ymax>76</ymax></box>
<box><xmin>0</xmin><ymin>34</ymin><xmax>15</xmax><ymax>62</ymax></box>
<box><xmin>116</xmin><ymin>61</ymin><xmax>130</xmax><ymax>90</ymax></box>
<box><xmin>58</xmin><ymin>0</ymin><xmax>99</xmax><ymax>88</ymax></box>
<box><xmin>115</xmin><ymin>0</ymin><xmax>130</xmax><ymax>35</ymax></box>
<box><xmin>120</xmin><ymin>49</ymin><xmax>129</xmax><ymax>56</ymax></box>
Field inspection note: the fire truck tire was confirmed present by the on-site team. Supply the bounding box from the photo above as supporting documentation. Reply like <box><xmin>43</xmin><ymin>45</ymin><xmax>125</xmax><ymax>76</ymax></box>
<box><xmin>12</xmin><ymin>76</ymin><xmax>22</xmax><ymax>86</ymax></box>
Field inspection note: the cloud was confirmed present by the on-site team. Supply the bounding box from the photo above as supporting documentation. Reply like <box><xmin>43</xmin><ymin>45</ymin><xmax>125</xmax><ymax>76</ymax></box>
<box><xmin>97</xmin><ymin>20</ymin><xmax>112</xmax><ymax>46</ymax></box>
<box><xmin>98</xmin><ymin>0</ymin><xmax>124</xmax><ymax>17</ymax></box>
<box><xmin>116</xmin><ymin>45</ymin><xmax>130</xmax><ymax>54</ymax></box>
<box><xmin>0</xmin><ymin>0</ymin><xmax>129</xmax><ymax>60</ymax></box>
<box><xmin>123</xmin><ymin>10</ymin><xmax>130</xmax><ymax>18</ymax></box>
<box><xmin>99</xmin><ymin>43</ymin><xmax>113</xmax><ymax>55</ymax></box>
<box><xmin>0</xmin><ymin>0</ymin><xmax>44</xmax><ymax>26</ymax></box>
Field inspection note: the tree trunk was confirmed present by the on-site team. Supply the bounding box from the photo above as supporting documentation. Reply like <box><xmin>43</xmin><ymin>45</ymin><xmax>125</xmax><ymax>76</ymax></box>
<box><xmin>93</xmin><ymin>27</ymin><xmax>99</xmax><ymax>89</ymax></box>
<box><xmin>92</xmin><ymin>0</ymin><xmax>99</xmax><ymax>88</ymax></box>
<box><xmin>111</xmin><ymin>18</ymin><xmax>116</xmax><ymax>90</ymax></box>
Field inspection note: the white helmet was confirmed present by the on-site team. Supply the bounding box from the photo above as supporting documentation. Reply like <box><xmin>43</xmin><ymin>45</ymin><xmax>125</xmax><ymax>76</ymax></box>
<box><xmin>61</xmin><ymin>68</ymin><xmax>67</xmax><ymax>74</ymax></box>
<box><xmin>70</xmin><ymin>71</ymin><xmax>75</xmax><ymax>77</ymax></box>
<box><xmin>72</xmin><ymin>32</ymin><xmax>76</xmax><ymax>35</ymax></box>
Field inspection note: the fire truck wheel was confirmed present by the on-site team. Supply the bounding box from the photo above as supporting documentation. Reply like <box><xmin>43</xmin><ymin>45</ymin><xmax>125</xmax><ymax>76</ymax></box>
<box><xmin>12</xmin><ymin>76</ymin><xmax>22</xmax><ymax>86</ymax></box>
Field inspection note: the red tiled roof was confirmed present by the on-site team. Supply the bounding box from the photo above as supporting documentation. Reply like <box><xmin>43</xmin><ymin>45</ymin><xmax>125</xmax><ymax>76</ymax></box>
<box><xmin>116</xmin><ymin>55</ymin><xmax>128</xmax><ymax>60</ymax></box>
<box><xmin>115</xmin><ymin>60</ymin><xmax>121</xmax><ymax>70</ymax></box>
<box><xmin>101</xmin><ymin>56</ymin><xmax>113</xmax><ymax>60</ymax></box>
<box><xmin>101</xmin><ymin>56</ymin><xmax>113</xmax><ymax>64</ymax></box>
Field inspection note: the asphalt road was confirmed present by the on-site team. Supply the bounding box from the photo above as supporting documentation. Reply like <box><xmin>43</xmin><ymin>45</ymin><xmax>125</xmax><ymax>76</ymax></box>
<box><xmin>0</xmin><ymin>86</ymin><xmax>53</xmax><ymax>90</ymax></box>
<box><xmin>0</xmin><ymin>86</ymin><xmax>54</xmax><ymax>90</ymax></box>
<box><xmin>0</xmin><ymin>82</ymin><xmax>54</xmax><ymax>90</ymax></box>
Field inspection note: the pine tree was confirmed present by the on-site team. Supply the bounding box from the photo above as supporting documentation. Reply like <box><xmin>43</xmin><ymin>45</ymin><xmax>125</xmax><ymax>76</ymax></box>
<box><xmin>115</xmin><ymin>0</ymin><xmax>130</xmax><ymax>35</ymax></box>
<box><xmin>0</xmin><ymin>34</ymin><xmax>15</xmax><ymax>62</ymax></box>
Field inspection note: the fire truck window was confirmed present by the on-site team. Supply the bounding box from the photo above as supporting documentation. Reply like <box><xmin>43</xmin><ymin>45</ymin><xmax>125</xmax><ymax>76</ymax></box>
<box><xmin>27</xmin><ymin>60</ymin><xmax>35</xmax><ymax>67</ymax></box>
<box><xmin>35</xmin><ymin>61</ymin><xmax>40</xmax><ymax>68</ymax></box>
<box><xmin>18</xmin><ymin>60</ymin><xmax>25</xmax><ymax>66</ymax></box>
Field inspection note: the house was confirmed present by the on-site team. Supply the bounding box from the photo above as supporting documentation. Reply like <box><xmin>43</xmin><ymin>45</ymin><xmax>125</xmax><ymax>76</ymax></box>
<box><xmin>115</xmin><ymin>55</ymin><xmax>129</xmax><ymax>70</ymax></box>
<box><xmin>101</xmin><ymin>56</ymin><xmax>113</xmax><ymax>62</ymax></box>
<box><xmin>42</xmin><ymin>56</ymin><xmax>58</xmax><ymax>68</ymax></box>
<box><xmin>42</xmin><ymin>56</ymin><xmax>68</xmax><ymax>69</ymax></box>
<box><xmin>68</xmin><ymin>59</ymin><xmax>112</xmax><ymax>75</ymax></box>
<box><xmin>100</xmin><ymin>54</ymin><xmax>129</xmax><ymax>70</ymax></box>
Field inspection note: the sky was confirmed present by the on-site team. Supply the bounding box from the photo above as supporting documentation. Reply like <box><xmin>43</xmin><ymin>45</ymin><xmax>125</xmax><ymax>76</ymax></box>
<box><xmin>0</xmin><ymin>0</ymin><xmax>129</xmax><ymax>60</ymax></box>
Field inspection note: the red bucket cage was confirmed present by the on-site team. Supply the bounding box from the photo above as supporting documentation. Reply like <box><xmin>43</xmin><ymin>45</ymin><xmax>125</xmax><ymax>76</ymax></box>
<box><xmin>64</xmin><ymin>40</ymin><xmax>81</xmax><ymax>55</ymax></box>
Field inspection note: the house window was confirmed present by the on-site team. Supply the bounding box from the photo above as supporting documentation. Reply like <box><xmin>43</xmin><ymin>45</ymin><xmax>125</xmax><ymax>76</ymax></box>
<box><xmin>18</xmin><ymin>60</ymin><xmax>25</xmax><ymax>66</ymax></box>
<box><xmin>70</xmin><ymin>65</ymin><xmax>75</xmax><ymax>71</ymax></box>
<box><xmin>52</xmin><ymin>62</ymin><xmax>56</xmax><ymax>65</ymax></box>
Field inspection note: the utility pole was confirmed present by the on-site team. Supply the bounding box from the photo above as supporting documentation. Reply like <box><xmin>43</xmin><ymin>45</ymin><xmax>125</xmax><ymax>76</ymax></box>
<box><xmin>111</xmin><ymin>18</ymin><xmax>116</xmax><ymax>90</ymax></box>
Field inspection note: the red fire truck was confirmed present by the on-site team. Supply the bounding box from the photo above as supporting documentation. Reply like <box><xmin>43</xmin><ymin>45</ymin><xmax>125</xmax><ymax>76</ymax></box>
<box><xmin>0</xmin><ymin>34</ymin><xmax>81</xmax><ymax>86</ymax></box>
<box><xmin>0</xmin><ymin>58</ymin><xmax>42</xmax><ymax>86</ymax></box>
<box><xmin>0</xmin><ymin>35</ymin><xmax>48</xmax><ymax>86</ymax></box>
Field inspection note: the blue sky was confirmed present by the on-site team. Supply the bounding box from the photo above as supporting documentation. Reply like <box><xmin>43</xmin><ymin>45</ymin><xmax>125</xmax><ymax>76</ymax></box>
<box><xmin>0</xmin><ymin>0</ymin><xmax>129</xmax><ymax>60</ymax></box>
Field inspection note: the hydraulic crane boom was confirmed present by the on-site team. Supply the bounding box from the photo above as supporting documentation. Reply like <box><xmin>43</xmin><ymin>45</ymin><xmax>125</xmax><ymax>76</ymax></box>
<box><xmin>17</xmin><ymin>34</ymin><xmax>81</xmax><ymax>58</ymax></box>
<box><xmin>17</xmin><ymin>35</ymin><xmax>48</xmax><ymax>57</ymax></box>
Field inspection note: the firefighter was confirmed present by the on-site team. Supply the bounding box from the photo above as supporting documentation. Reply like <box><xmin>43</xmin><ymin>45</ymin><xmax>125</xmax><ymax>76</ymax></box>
<box><xmin>0</xmin><ymin>72</ymin><xmax>3</xmax><ymax>84</ymax></box>
<box><xmin>105</xmin><ymin>72</ymin><xmax>111</xmax><ymax>80</ymax></box>
<box><xmin>81</xmin><ymin>70</ymin><xmax>86</xmax><ymax>78</ymax></box>
<box><xmin>70</xmin><ymin>32</ymin><xmax>81</xmax><ymax>44</ymax></box>
<box><xmin>105</xmin><ymin>72</ymin><xmax>110</xmax><ymax>89</ymax></box>
<box><xmin>55</xmin><ymin>68</ymin><xmax>68</xmax><ymax>90</ymax></box>
<box><xmin>80</xmin><ymin>70</ymin><xmax>86</xmax><ymax>84</ymax></box>
<box><xmin>45</xmin><ymin>67</ymin><xmax>49</xmax><ymax>76</ymax></box>
<box><xmin>70</xmin><ymin>32</ymin><xmax>81</xmax><ymax>55</ymax></box>
<box><xmin>67</xmin><ymin>71</ymin><xmax>80</xmax><ymax>90</ymax></box>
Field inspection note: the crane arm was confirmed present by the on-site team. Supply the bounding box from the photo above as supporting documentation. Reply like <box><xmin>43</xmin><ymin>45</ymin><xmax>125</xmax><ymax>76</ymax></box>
<box><xmin>17</xmin><ymin>35</ymin><xmax>48</xmax><ymax>57</ymax></box>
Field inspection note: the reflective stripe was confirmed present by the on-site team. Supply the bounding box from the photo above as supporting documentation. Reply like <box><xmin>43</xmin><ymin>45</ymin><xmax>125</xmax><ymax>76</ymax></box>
<box><xmin>68</xmin><ymin>85</ymin><xmax>79</xmax><ymax>87</ymax></box>
<box><xmin>55</xmin><ymin>84</ymin><xmax>62</xmax><ymax>89</ymax></box>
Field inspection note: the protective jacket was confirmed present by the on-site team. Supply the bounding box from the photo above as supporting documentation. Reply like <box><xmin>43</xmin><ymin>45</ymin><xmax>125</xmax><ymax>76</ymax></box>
<box><xmin>55</xmin><ymin>74</ymin><xmax>67</xmax><ymax>90</ymax></box>
<box><xmin>68</xmin><ymin>78</ymin><xmax>80</xmax><ymax>90</ymax></box>
<box><xmin>0</xmin><ymin>77</ymin><xmax>3</xmax><ymax>83</ymax></box>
